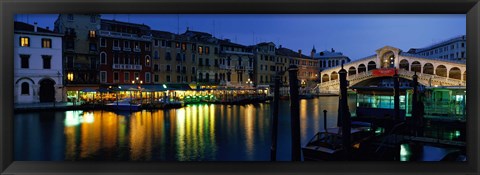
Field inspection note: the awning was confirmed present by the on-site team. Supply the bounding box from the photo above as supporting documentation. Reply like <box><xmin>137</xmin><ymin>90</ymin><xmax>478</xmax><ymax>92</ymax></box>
<box><xmin>81</xmin><ymin>88</ymin><xmax>97</xmax><ymax>92</ymax></box>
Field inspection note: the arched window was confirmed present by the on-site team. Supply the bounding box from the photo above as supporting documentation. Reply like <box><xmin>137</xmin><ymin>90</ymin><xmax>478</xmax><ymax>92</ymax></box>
<box><xmin>100</xmin><ymin>52</ymin><xmax>107</xmax><ymax>64</ymax></box>
<box><xmin>145</xmin><ymin>55</ymin><xmax>151</xmax><ymax>66</ymax></box>
<box><xmin>21</xmin><ymin>82</ymin><xmax>29</xmax><ymax>95</ymax></box>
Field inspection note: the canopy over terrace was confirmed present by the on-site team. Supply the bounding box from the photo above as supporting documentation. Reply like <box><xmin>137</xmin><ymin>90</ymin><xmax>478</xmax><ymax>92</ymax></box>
<box><xmin>108</xmin><ymin>84</ymin><xmax>193</xmax><ymax>103</ymax></box>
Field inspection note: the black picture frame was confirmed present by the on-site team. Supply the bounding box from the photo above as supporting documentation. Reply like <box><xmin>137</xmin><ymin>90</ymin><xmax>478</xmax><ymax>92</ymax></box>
<box><xmin>1</xmin><ymin>0</ymin><xmax>479</xmax><ymax>174</ymax></box>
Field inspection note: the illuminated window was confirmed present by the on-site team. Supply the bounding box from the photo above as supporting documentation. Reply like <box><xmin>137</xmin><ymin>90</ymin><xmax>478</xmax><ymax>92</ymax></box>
<box><xmin>181</xmin><ymin>43</ymin><xmax>186</xmax><ymax>51</ymax></box>
<box><xmin>176</xmin><ymin>42</ymin><xmax>180</xmax><ymax>48</ymax></box>
<box><xmin>206</xmin><ymin>47</ymin><xmax>210</xmax><ymax>54</ymax></box>
<box><xmin>41</xmin><ymin>38</ymin><xmax>51</xmax><ymax>48</ymax></box>
<box><xmin>67</xmin><ymin>72</ymin><xmax>74</xmax><ymax>81</ymax></box>
<box><xmin>198</xmin><ymin>46</ymin><xmax>203</xmax><ymax>54</ymax></box>
<box><xmin>89</xmin><ymin>30</ymin><xmax>96</xmax><ymax>38</ymax></box>
<box><xmin>145</xmin><ymin>56</ymin><xmax>151</xmax><ymax>66</ymax></box>
<box><xmin>20</xmin><ymin>37</ymin><xmax>30</xmax><ymax>47</ymax></box>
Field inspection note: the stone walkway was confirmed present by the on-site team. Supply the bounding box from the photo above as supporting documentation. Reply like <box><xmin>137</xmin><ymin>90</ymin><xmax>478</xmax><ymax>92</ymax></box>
<box><xmin>14</xmin><ymin>102</ymin><xmax>83</xmax><ymax>111</ymax></box>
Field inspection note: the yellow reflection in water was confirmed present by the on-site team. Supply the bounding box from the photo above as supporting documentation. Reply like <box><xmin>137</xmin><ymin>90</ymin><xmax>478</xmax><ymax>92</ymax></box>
<box><xmin>64</xmin><ymin>123</ymin><xmax>76</xmax><ymax>160</ymax></box>
<box><xmin>176</xmin><ymin>107</ymin><xmax>186</xmax><ymax>160</ymax></box>
<box><xmin>64</xmin><ymin>111</ymin><xmax>124</xmax><ymax>160</ymax></box>
<box><xmin>129</xmin><ymin>111</ymin><xmax>155</xmax><ymax>161</ymax></box>
<box><xmin>175</xmin><ymin>104</ymin><xmax>217</xmax><ymax>160</ymax></box>
<box><xmin>79</xmin><ymin>112</ymin><xmax>101</xmax><ymax>159</ymax></box>
<box><xmin>300</xmin><ymin>100</ymin><xmax>308</xmax><ymax>140</ymax></box>
<box><xmin>244</xmin><ymin>105</ymin><xmax>254</xmax><ymax>158</ymax></box>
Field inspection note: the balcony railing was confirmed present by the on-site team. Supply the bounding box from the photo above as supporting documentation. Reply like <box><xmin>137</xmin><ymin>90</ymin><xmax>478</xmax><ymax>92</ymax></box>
<box><xmin>113</xmin><ymin>47</ymin><xmax>121</xmax><ymax>51</ymax></box>
<box><xmin>134</xmin><ymin>48</ymin><xmax>141</xmax><ymax>52</ymax></box>
<box><xmin>235</xmin><ymin>65</ymin><xmax>245</xmax><ymax>70</ymax></box>
<box><xmin>112</xmin><ymin>64</ymin><xmax>142</xmax><ymax>70</ymax></box>
<box><xmin>123</xmin><ymin>47</ymin><xmax>131</xmax><ymax>52</ymax></box>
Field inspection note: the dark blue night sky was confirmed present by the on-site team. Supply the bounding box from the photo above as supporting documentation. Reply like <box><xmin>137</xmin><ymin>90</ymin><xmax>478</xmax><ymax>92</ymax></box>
<box><xmin>15</xmin><ymin>14</ymin><xmax>465</xmax><ymax>60</ymax></box>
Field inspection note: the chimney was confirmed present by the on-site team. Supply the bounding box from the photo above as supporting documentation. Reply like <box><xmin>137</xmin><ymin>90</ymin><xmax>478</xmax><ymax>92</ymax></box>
<box><xmin>34</xmin><ymin>22</ymin><xmax>38</xmax><ymax>32</ymax></box>
<box><xmin>46</xmin><ymin>26</ymin><xmax>49</xmax><ymax>30</ymax></box>
<box><xmin>279</xmin><ymin>45</ymin><xmax>282</xmax><ymax>48</ymax></box>
<box><xmin>331</xmin><ymin>48</ymin><xmax>335</xmax><ymax>52</ymax></box>
<box><xmin>298</xmin><ymin>49</ymin><xmax>302</xmax><ymax>57</ymax></box>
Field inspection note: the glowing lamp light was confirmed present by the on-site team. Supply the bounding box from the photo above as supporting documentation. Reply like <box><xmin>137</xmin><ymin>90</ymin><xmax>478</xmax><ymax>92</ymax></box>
<box><xmin>163</xmin><ymin>84</ymin><xmax>167</xmax><ymax>89</ymax></box>
<box><xmin>400</xmin><ymin>144</ymin><xmax>411</xmax><ymax>161</ymax></box>
<box><xmin>455</xmin><ymin>130</ymin><xmax>461</xmax><ymax>137</ymax></box>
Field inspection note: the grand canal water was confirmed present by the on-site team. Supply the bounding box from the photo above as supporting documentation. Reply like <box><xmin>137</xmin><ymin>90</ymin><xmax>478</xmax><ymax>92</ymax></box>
<box><xmin>14</xmin><ymin>96</ymin><xmax>358</xmax><ymax>161</ymax></box>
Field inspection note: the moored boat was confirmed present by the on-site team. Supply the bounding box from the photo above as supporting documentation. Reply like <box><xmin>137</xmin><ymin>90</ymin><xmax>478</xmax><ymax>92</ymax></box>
<box><xmin>105</xmin><ymin>98</ymin><xmax>141</xmax><ymax>111</ymax></box>
<box><xmin>302</xmin><ymin>126</ymin><xmax>375</xmax><ymax>161</ymax></box>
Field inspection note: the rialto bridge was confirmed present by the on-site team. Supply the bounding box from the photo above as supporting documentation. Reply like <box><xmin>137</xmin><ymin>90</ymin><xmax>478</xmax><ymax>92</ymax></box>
<box><xmin>318</xmin><ymin>46</ymin><xmax>466</xmax><ymax>94</ymax></box>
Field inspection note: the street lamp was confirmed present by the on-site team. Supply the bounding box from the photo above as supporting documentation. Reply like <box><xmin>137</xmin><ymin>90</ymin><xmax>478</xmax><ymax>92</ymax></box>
<box><xmin>246</xmin><ymin>78</ymin><xmax>253</xmax><ymax>87</ymax></box>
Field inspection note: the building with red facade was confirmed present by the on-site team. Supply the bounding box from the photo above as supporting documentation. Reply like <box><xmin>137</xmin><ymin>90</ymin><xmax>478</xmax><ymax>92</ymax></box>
<box><xmin>98</xmin><ymin>19</ymin><xmax>153</xmax><ymax>87</ymax></box>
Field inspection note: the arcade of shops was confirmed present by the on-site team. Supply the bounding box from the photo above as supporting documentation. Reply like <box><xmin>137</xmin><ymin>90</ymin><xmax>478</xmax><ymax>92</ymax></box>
<box><xmin>65</xmin><ymin>83</ymin><xmax>270</xmax><ymax>105</ymax></box>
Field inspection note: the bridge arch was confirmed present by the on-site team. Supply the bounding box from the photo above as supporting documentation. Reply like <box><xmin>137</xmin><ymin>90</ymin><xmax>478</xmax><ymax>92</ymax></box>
<box><xmin>399</xmin><ymin>59</ymin><xmax>409</xmax><ymax>71</ymax></box>
<box><xmin>348</xmin><ymin>66</ymin><xmax>356</xmax><ymax>76</ymax></box>
<box><xmin>322</xmin><ymin>74</ymin><xmax>329</xmax><ymax>82</ymax></box>
<box><xmin>358</xmin><ymin>64</ymin><xmax>366</xmax><ymax>73</ymax></box>
<box><xmin>331</xmin><ymin>71</ymin><xmax>338</xmax><ymax>81</ymax></box>
<box><xmin>423</xmin><ymin>63</ymin><xmax>434</xmax><ymax>75</ymax></box>
<box><xmin>411</xmin><ymin>61</ymin><xmax>421</xmax><ymax>73</ymax></box>
<box><xmin>436</xmin><ymin>65</ymin><xmax>447</xmax><ymax>77</ymax></box>
<box><xmin>380</xmin><ymin>51</ymin><xmax>395</xmax><ymax>68</ymax></box>
<box><xmin>367</xmin><ymin>61</ymin><xmax>376</xmax><ymax>71</ymax></box>
<box><xmin>449</xmin><ymin>67</ymin><xmax>461</xmax><ymax>80</ymax></box>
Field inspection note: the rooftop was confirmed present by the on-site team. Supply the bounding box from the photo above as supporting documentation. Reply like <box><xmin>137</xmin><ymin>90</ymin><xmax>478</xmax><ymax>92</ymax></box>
<box><xmin>101</xmin><ymin>19</ymin><xmax>151</xmax><ymax>29</ymax></box>
<box><xmin>219</xmin><ymin>39</ymin><xmax>246</xmax><ymax>48</ymax></box>
<box><xmin>14</xmin><ymin>21</ymin><xmax>56</xmax><ymax>34</ymax></box>
<box><xmin>276</xmin><ymin>47</ymin><xmax>311</xmax><ymax>59</ymax></box>
<box><xmin>151</xmin><ymin>30</ymin><xmax>175</xmax><ymax>39</ymax></box>
<box><xmin>408</xmin><ymin>35</ymin><xmax>466</xmax><ymax>53</ymax></box>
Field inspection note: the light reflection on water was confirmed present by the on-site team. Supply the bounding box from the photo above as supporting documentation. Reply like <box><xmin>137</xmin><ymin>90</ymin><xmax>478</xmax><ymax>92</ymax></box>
<box><xmin>15</xmin><ymin>96</ymin><xmax>346</xmax><ymax>161</ymax></box>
